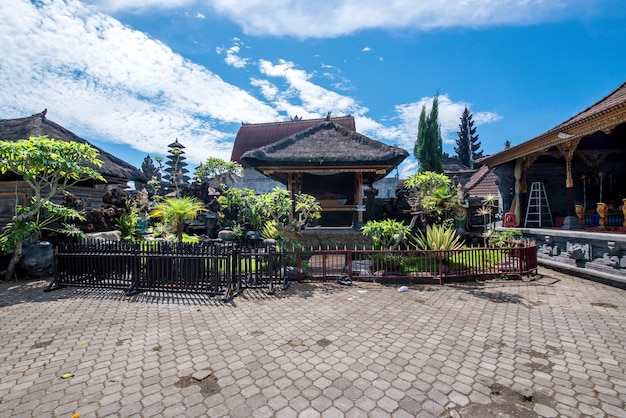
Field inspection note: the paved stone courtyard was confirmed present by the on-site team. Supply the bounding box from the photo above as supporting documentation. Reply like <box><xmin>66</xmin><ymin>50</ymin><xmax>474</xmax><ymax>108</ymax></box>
<box><xmin>1</xmin><ymin>267</ymin><xmax>625</xmax><ymax>417</ymax></box>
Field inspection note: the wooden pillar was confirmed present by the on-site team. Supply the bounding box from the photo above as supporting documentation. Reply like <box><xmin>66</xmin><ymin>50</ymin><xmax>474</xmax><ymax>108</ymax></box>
<box><xmin>557</xmin><ymin>138</ymin><xmax>581</xmax><ymax>217</ymax></box>
<box><xmin>287</xmin><ymin>172</ymin><xmax>296</xmax><ymax>218</ymax></box>
<box><xmin>355</xmin><ymin>172</ymin><xmax>363</xmax><ymax>224</ymax></box>
<box><xmin>287</xmin><ymin>172</ymin><xmax>293</xmax><ymax>197</ymax></box>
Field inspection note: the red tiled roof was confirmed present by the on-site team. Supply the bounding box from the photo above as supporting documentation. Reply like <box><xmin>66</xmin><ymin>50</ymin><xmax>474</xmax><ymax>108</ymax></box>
<box><xmin>465</xmin><ymin>165</ymin><xmax>499</xmax><ymax>197</ymax></box>
<box><xmin>231</xmin><ymin>115</ymin><xmax>356</xmax><ymax>165</ymax></box>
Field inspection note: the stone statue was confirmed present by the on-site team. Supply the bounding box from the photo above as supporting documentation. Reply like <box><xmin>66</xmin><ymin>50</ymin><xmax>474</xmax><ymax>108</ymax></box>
<box><xmin>565</xmin><ymin>242</ymin><xmax>590</xmax><ymax>261</ymax></box>
<box><xmin>597</xmin><ymin>202</ymin><xmax>608</xmax><ymax>227</ymax></box>
<box><xmin>575</xmin><ymin>205</ymin><xmax>585</xmax><ymax>226</ymax></box>
<box><xmin>454</xmin><ymin>184</ymin><xmax>469</xmax><ymax>233</ymax></box>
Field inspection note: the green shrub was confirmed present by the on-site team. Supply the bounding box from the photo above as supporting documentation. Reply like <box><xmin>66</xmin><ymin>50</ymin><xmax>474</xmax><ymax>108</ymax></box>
<box><xmin>117</xmin><ymin>213</ymin><xmax>139</xmax><ymax>240</ymax></box>
<box><xmin>361</xmin><ymin>219</ymin><xmax>411</xmax><ymax>250</ymax></box>
<box><xmin>487</xmin><ymin>229</ymin><xmax>523</xmax><ymax>248</ymax></box>
<box><xmin>369</xmin><ymin>252</ymin><xmax>405</xmax><ymax>272</ymax></box>
<box><xmin>411</xmin><ymin>224</ymin><xmax>464</xmax><ymax>251</ymax></box>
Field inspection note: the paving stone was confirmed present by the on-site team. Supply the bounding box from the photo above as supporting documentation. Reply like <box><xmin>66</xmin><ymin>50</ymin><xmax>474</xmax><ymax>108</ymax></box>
<box><xmin>1</xmin><ymin>268</ymin><xmax>626</xmax><ymax>417</ymax></box>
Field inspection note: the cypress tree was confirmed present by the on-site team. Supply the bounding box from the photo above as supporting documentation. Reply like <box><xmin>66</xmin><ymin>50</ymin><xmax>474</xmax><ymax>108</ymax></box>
<box><xmin>414</xmin><ymin>106</ymin><xmax>427</xmax><ymax>162</ymax></box>
<box><xmin>455</xmin><ymin>105</ymin><xmax>483</xmax><ymax>168</ymax></box>
<box><xmin>415</xmin><ymin>94</ymin><xmax>444</xmax><ymax>173</ymax></box>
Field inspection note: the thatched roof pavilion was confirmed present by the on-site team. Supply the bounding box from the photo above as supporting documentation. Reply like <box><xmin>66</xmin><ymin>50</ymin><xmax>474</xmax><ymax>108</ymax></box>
<box><xmin>0</xmin><ymin>110</ymin><xmax>144</xmax><ymax>183</ymax></box>
<box><xmin>242</xmin><ymin>120</ymin><xmax>408</xmax><ymax>227</ymax></box>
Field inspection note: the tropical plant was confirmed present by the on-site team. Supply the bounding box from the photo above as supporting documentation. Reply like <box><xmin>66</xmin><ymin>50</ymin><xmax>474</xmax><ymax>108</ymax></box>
<box><xmin>217</xmin><ymin>187</ymin><xmax>262</xmax><ymax>231</ymax></box>
<box><xmin>255</xmin><ymin>187</ymin><xmax>321</xmax><ymax>249</ymax></box>
<box><xmin>151</xmin><ymin>222</ymin><xmax>175</xmax><ymax>242</ymax></box>
<box><xmin>411</xmin><ymin>224</ymin><xmax>464</xmax><ymax>251</ymax></box>
<box><xmin>361</xmin><ymin>219</ymin><xmax>412</xmax><ymax>250</ymax></box>
<box><xmin>117</xmin><ymin>213</ymin><xmax>139</xmax><ymax>241</ymax></box>
<box><xmin>0</xmin><ymin>135</ymin><xmax>104</xmax><ymax>280</ymax></box>
<box><xmin>293</xmin><ymin>193</ymin><xmax>322</xmax><ymax>228</ymax></box>
<box><xmin>149</xmin><ymin>197</ymin><xmax>207</xmax><ymax>241</ymax></box>
<box><xmin>486</xmin><ymin>229</ymin><xmax>523</xmax><ymax>248</ymax></box>
<box><xmin>475</xmin><ymin>205</ymin><xmax>493</xmax><ymax>233</ymax></box>
<box><xmin>404</xmin><ymin>171</ymin><xmax>460</xmax><ymax>227</ymax></box>
<box><xmin>260</xmin><ymin>220</ymin><xmax>284</xmax><ymax>242</ymax></box>
<box><xmin>0</xmin><ymin>201</ymin><xmax>85</xmax><ymax>253</ymax></box>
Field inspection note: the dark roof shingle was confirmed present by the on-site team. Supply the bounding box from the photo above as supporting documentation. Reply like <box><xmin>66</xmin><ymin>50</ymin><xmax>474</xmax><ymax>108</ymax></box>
<box><xmin>0</xmin><ymin>110</ymin><xmax>145</xmax><ymax>182</ymax></box>
<box><xmin>231</xmin><ymin>115</ymin><xmax>356</xmax><ymax>165</ymax></box>
<box><xmin>242</xmin><ymin>121</ymin><xmax>408</xmax><ymax>167</ymax></box>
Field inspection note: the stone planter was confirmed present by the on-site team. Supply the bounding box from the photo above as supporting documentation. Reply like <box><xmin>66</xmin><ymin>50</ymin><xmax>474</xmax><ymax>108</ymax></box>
<box><xmin>20</xmin><ymin>241</ymin><xmax>55</xmax><ymax>278</ymax></box>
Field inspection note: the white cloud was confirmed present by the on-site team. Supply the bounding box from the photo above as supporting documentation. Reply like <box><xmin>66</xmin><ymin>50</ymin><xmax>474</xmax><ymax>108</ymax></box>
<box><xmin>217</xmin><ymin>38</ymin><xmax>250</xmax><ymax>68</ymax></box>
<box><xmin>0</xmin><ymin>0</ymin><xmax>504</xmax><ymax>177</ymax></box>
<box><xmin>257</xmin><ymin>59</ymin><xmax>363</xmax><ymax>117</ymax></box>
<box><xmin>206</xmin><ymin>0</ymin><xmax>590</xmax><ymax>38</ymax></box>
<box><xmin>196</xmin><ymin>12</ymin><xmax>206</xmax><ymax>18</ymax></box>
<box><xmin>92</xmin><ymin>0</ymin><xmax>195</xmax><ymax>12</ymax></box>
<box><xmin>362</xmin><ymin>47</ymin><xmax>372</xmax><ymax>52</ymax></box>
<box><xmin>250</xmin><ymin>78</ymin><xmax>280</xmax><ymax>101</ymax></box>
<box><xmin>222</xmin><ymin>45</ymin><xmax>250</xmax><ymax>68</ymax></box>
<box><xmin>0</xmin><ymin>0</ymin><xmax>279</xmax><ymax>164</ymax></box>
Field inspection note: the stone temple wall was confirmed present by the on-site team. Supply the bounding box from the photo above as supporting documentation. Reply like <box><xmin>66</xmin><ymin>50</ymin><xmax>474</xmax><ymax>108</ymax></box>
<box><xmin>511</xmin><ymin>226</ymin><xmax>626</xmax><ymax>288</ymax></box>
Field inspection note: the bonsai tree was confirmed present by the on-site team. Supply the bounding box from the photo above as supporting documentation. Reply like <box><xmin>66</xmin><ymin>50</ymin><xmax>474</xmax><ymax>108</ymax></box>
<box><xmin>149</xmin><ymin>196</ymin><xmax>207</xmax><ymax>241</ymax></box>
<box><xmin>255</xmin><ymin>187</ymin><xmax>321</xmax><ymax>250</ymax></box>
<box><xmin>194</xmin><ymin>157</ymin><xmax>243</xmax><ymax>185</ymax></box>
<box><xmin>403</xmin><ymin>171</ymin><xmax>460</xmax><ymax>228</ymax></box>
<box><xmin>0</xmin><ymin>135</ymin><xmax>105</xmax><ymax>280</ymax></box>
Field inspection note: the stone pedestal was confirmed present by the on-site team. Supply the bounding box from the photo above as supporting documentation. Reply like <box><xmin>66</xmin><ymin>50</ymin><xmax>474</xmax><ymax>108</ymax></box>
<box><xmin>561</xmin><ymin>215</ymin><xmax>582</xmax><ymax>230</ymax></box>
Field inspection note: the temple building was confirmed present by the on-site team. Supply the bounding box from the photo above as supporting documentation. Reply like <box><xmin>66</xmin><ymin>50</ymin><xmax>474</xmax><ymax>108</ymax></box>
<box><xmin>231</xmin><ymin>115</ymin><xmax>408</xmax><ymax>227</ymax></box>
<box><xmin>482</xmin><ymin>81</ymin><xmax>626</xmax><ymax>230</ymax></box>
<box><xmin>482</xmin><ymin>81</ymin><xmax>626</xmax><ymax>285</ymax></box>
<box><xmin>0</xmin><ymin>110</ymin><xmax>145</xmax><ymax>226</ymax></box>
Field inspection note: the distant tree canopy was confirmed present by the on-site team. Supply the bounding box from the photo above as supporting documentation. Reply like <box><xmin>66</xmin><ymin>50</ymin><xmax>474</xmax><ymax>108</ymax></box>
<box><xmin>194</xmin><ymin>157</ymin><xmax>243</xmax><ymax>183</ymax></box>
<box><xmin>454</xmin><ymin>105</ymin><xmax>482</xmax><ymax>168</ymax></box>
<box><xmin>414</xmin><ymin>93</ymin><xmax>443</xmax><ymax>173</ymax></box>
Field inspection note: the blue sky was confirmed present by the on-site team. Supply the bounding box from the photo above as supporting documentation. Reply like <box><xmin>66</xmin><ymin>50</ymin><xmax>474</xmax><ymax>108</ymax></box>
<box><xmin>1</xmin><ymin>0</ymin><xmax>625</xmax><ymax>177</ymax></box>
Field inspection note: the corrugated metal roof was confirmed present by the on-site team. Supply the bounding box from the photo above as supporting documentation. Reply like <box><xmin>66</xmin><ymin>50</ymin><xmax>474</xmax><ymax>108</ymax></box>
<box><xmin>231</xmin><ymin>115</ymin><xmax>356</xmax><ymax>165</ymax></box>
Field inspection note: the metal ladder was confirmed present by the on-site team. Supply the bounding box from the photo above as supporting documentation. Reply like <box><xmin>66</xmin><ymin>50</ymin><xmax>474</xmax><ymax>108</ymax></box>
<box><xmin>524</xmin><ymin>182</ymin><xmax>553</xmax><ymax>227</ymax></box>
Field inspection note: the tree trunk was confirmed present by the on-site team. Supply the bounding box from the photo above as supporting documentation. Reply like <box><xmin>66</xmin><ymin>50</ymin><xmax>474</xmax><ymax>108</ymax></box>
<box><xmin>5</xmin><ymin>241</ymin><xmax>23</xmax><ymax>281</ymax></box>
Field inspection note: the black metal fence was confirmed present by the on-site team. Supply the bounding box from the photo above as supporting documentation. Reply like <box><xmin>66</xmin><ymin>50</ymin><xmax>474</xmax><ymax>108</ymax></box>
<box><xmin>49</xmin><ymin>240</ymin><xmax>537</xmax><ymax>300</ymax></box>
